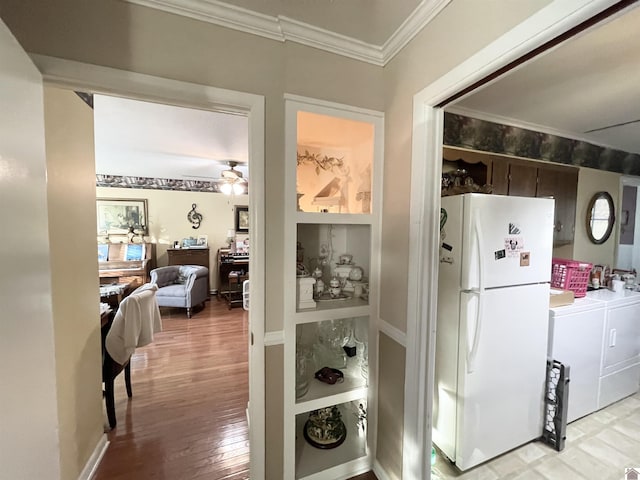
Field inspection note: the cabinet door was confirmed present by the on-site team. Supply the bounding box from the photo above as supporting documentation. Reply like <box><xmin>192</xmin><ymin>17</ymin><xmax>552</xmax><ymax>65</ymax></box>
<box><xmin>508</xmin><ymin>161</ymin><xmax>538</xmax><ymax>197</ymax></box>
<box><xmin>602</xmin><ymin>303</ymin><xmax>640</xmax><ymax>376</ymax></box>
<box><xmin>537</xmin><ymin>165</ymin><xmax>578</xmax><ymax>246</ymax></box>
<box><xmin>491</xmin><ymin>159</ymin><xmax>509</xmax><ymax>195</ymax></box>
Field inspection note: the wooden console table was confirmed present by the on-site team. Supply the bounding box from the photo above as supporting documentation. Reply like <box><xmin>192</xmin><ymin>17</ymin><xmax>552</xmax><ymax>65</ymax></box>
<box><xmin>167</xmin><ymin>247</ymin><xmax>210</xmax><ymax>296</ymax></box>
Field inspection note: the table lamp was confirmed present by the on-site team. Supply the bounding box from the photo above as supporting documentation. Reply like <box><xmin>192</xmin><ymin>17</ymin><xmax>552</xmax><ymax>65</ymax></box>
<box><xmin>226</xmin><ymin>229</ymin><xmax>236</xmax><ymax>252</ymax></box>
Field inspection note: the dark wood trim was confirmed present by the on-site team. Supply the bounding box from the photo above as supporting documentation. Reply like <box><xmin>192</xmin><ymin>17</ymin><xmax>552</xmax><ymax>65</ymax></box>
<box><xmin>438</xmin><ymin>0</ymin><xmax>639</xmax><ymax>108</ymax></box>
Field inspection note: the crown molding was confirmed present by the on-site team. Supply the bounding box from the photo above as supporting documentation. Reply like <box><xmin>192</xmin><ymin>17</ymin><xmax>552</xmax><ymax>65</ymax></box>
<box><xmin>382</xmin><ymin>0</ymin><xmax>451</xmax><ymax>64</ymax></box>
<box><xmin>278</xmin><ymin>15</ymin><xmax>383</xmax><ymax>66</ymax></box>
<box><xmin>123</xmin><ymin>0</ymin><xmax>450</xmax><ymax>66</ymax></box>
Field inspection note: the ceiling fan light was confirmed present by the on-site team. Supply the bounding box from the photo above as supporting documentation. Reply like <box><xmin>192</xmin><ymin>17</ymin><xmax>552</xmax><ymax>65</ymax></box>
<box><xmin>232</xmin><ymin>183</ymin><xmax>245</xmax><ymax>195</ymax></box>
<box><xmin>220</xmin><ymin>182</ymin><xmax>233</xmax><ymax>195</ymax></box>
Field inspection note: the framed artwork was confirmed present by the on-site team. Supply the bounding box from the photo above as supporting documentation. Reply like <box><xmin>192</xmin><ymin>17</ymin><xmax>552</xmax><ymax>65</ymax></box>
<box><xmin>235</xmin><ymin>205</ymin><xmax>249</xmax><ymax>233</ymax></box>
<box><xmin>96</xmin><ymin>198</ymin><xmax>148</xmax><ymax>235</ymax></box>
<box><xmin>196</xmin><ymin>234</ymin><xmax>208</xmax><ymax>247</ymax></box>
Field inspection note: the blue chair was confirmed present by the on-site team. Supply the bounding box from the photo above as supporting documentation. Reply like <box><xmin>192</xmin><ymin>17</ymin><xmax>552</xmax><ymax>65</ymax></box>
<box><xmin>150</xmin><ymin>265</ymin><xmax>209</xmax><ymax>318</ymax></box>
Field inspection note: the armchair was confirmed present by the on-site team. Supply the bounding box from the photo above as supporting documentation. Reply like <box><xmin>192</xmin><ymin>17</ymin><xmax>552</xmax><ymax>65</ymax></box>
<box><xmin>150</xmin><ymin>265</ymin><xmax>209</xmax><ymax>318</ymax></box>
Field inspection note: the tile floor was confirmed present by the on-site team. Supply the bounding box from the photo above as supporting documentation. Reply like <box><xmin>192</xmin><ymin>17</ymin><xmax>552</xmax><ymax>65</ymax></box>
<box><xmin>433</xmin><ymin>391</ymin><xmax>640</xmax><ymax>480</ymax></box>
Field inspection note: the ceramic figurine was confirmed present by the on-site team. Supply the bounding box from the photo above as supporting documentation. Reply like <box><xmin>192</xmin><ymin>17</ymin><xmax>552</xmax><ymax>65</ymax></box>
<box><xmin>329</xmin><ymin>277</ymin><xmax>341</xmax><ymax>298</ymax></box>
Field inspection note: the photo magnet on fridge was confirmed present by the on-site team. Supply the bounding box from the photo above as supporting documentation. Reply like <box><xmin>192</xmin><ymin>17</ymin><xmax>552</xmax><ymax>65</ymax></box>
<box><xmin>495</xmin><ymin>249</ymin><xmax>506</xmax><ymax>260</ymax></box>
<box><xmin>520</xmin><ymin>252</ymin><xmax>530</xmax><ymax>267</ymax></box>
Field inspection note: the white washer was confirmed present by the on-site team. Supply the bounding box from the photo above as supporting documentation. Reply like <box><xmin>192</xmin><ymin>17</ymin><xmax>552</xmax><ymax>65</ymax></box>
<box><xmin>549</xmin><ymin>297</ymin><xmax>606</xmax><ymax>423</ymax></box>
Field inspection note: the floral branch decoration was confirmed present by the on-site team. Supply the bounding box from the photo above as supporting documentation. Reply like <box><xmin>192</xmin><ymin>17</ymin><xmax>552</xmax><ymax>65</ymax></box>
<box><xmin>297</xmin><ymin>150</ymin><xmax>344</xmax><ymax>175</ymax></box>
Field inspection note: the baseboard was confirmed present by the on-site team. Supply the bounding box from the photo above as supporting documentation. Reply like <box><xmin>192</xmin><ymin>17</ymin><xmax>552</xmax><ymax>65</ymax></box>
<box><xmin>78</xmin><ymin>434</ymin><xmax>109</xmax><ymax>480</ymax></box>
<box><xmin>373</xmin><ymin>459</ymin><xmax>393</xmax><ymax>480</ymax></box>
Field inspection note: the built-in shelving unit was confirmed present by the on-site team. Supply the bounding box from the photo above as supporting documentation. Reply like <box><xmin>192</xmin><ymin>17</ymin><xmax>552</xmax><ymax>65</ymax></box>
<box><xmin>284</xmin><ymin>94</ymin><xmax>383</xmax><ymax>479</ymax></box>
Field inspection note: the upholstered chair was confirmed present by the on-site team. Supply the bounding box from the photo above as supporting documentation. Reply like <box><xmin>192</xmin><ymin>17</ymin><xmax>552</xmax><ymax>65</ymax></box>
<box><xmin>150</xmin><ymin>265</ymin><xmax>209</xmax><ymax>318</ymax></box>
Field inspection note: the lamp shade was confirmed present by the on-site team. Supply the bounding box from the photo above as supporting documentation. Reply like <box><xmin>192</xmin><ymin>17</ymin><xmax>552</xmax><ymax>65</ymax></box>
<box><xmin>220</xmin><ymin>182</ymin><xmax>233</xmax><ymax>195</ymax></box>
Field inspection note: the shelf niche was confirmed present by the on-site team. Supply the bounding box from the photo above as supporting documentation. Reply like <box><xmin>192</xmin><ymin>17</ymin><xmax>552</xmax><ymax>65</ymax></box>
<box><xmin>297</xmin><ymin>111</ymin><xmax>374</xmax><ymax>215</ymax></box>
<box><xmin>295</xmin><ymin>400</ymin><xmax>368</xmax><ymax>480</ymax></box>
<box><xmin>296</xmin><ymin>316</ymin><xmax>369</xmax><ymax>412</ymax></box>
<box><xmin>296</xmin><ymin>223</ymin><xmax>371</xmax><ymax>314</ymax></box>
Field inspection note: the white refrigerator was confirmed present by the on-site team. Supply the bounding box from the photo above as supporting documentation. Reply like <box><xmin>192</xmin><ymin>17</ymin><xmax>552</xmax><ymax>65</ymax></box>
<box><xmin>433</xmin><ymin>193</ymin><xmax>554</xmax><ymax>471</ymax></box>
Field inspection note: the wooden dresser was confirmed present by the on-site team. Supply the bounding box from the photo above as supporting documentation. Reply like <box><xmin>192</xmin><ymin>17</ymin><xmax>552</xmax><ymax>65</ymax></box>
<box><xmin>167</xmin><ymin>247</ymin><xmax>211</xmax><ymax>296</ymax></box>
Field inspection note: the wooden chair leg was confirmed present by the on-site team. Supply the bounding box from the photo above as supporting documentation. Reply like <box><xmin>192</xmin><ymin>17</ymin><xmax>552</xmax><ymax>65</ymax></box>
<box><xmin>105</xmin><ymin>377</ymin><xmax>117</xmax><ymax>429</ymax></box>
<box><xmin>124</xmin><ymin>362</ymin><xmax>132</xmax><ymax>398</ymax></box>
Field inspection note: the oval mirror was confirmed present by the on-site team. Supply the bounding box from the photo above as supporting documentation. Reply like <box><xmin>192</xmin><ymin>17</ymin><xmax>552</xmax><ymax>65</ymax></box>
<box><xmin>586</xmin><ymin>191</ymin><xmax>615</xmax><ymax>244</ymax></box>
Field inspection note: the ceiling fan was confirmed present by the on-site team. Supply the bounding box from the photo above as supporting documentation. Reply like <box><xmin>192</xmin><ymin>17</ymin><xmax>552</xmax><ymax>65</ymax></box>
<box><xmin>184</xmin><ymin>160</ymin><xmax>248</xmax><ymax>195</ymax></box>
<box><xmin>217</xmin><ymin>161</ymin><xmax>248</xmax><ymax>195</ymax></box>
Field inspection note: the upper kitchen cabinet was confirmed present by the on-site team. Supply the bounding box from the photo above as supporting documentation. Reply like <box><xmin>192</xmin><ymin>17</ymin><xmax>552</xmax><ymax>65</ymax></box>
<box><xmin>536</xmin><ymin>164</ymin><xmax>578</xmax><ymax>246</ymax></box>
<box><xmin>442</xmin><ymin>146</ymin><xmax>578</xmax><ymax>246</ymax></box>
<box><xmin>295</xmin><ymin>108</ymin><xmax>379</xmax><ymax>218</ymax></box>
<box><xmin>492</xmin><ymin>157</ymin><xmax>539</xmax><ymax>197</ymax></box>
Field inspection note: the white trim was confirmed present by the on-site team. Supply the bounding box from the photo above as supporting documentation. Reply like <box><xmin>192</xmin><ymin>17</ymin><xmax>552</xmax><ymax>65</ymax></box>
<box><xmin>373</xmin><ymin>459</ymin><xmax>393</xmax><ymax>480</ymax></box>
<box><xmin>381</xmin><ymin>0</ymin><xmax>451</xmax><ymax>63</ymax></box>
<box><xmin>283</xmin><ymin>94</ymin><xmax>384</xmax><ymax>479</ymax></box>
<box><xmin>264</xmin><ymin>330</ymin><xmax>285</xmax><ymax>346</ymax></box>
<box><xmin>278</xmin><ymin>16</ymin><xmax>383</xmax><ymax>66</ymax></box>
<box><xmin>29</xmin><ymin>55</ymin><xmax>267</xmax><ymax>480</ymax></box>
<box><xmin>283</xmin><ymin>93</ymin><xmax>385</xmax><ymax>119</ymax></box>
<box><xmin>78</xmin><ymin>435</ymin><xmax>108</xmax><ymax>480</ymax></box>
<box><xmin>377</xmin><ymin>318</ymin><xmax>406</xmax><ymax>348</ymax></box>
<box><xmin>404</xmin><ymin>2</ymin><xmax>620</xmax><ymax>480</ymax></box>
<box><xmin>122</xmin><ymin>0</ymin><xmax>449</xmax><ymax>66</ymax></box>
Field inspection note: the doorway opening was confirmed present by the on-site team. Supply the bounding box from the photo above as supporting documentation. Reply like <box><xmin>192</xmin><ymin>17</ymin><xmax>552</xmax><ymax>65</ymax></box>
<box><xmin>34</xmin><ymin>57</ymin><xmax>266</xmax><ymax>478</ymax></box>
<box><xmin>90</xmin><ymin>92</ymin><xmax>253</xmax><ymax>476</ymax></box>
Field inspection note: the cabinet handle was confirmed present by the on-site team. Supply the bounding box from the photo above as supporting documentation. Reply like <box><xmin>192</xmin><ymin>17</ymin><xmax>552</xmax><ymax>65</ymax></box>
<box><xmin>609</xmin><ymin>328</ymin><xmax>617</xmax><ymax>347</ymax></box>
<box><xmin>555</xmin><ymin>221</ymin><xmax>563</xmax><ymax>232</ymax></box>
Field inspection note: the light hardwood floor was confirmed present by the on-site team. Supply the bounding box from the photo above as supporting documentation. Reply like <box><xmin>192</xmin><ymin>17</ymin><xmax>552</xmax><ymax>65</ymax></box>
<box><xmin>94</xmin><ymin>297</ymin><xmax>378</xmax><ymax>479</ymax></box>
<box><xmin>95</xmin><ymin>298</ymin><xmax>250</xmax><ymax>479</ymax></box>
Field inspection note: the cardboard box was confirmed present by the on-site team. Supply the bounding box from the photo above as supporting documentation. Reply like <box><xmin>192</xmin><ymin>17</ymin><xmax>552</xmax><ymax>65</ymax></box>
<box><xmin>549</xmin><ymin>288</ymin><xmax>575</xmax><ymax>308</ymax></box>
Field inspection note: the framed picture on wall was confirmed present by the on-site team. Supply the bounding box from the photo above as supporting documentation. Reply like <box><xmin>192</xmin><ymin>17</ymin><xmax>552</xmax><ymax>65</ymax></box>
<box><xmin>235</xmin><ymin>205</ymin><xmax>249</xmax><ymax>233</ymax></box>
<box><xmin>96</xmin><ymin>198</ymin><xmax>148</xmax><ymax>235</ymax></box>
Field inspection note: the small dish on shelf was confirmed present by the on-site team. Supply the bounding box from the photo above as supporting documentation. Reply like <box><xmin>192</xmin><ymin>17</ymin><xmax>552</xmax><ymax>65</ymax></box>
<box><xmin>316</xmin><ymin>293</ymin><xmax>351</xmax><ymax>302</ymax></box>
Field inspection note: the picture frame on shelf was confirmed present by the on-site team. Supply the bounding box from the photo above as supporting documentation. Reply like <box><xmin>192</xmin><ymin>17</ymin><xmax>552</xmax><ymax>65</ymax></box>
<box><xmin>235</xmin><ymin>205</ymin><xmax>249</xmax><ymax>233</ymax></box>
<box><xmin>96</xmin><ymin>198</ymin><xmax>148</xmax><ymax>235</ymax></box>
<box><xmin>196</xmin><ymin>234</ymin><xmax>208</xmax><ymax>247</ymax></box>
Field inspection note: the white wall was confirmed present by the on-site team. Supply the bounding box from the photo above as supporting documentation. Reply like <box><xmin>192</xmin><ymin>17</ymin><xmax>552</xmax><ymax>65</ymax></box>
<box><xmin>96</xmin><ymin>187</ymin><xmax>247</xmax><ymax>291</ymax></box>
<box><xmin>0</xmin><ymin>20</ymin><xmax>61</xmax><ymax>479</ymax></box>
<box><xmin>45</xmin><ymin>87</ymin><xmax>105</xmax><ymax>480</ymax></box>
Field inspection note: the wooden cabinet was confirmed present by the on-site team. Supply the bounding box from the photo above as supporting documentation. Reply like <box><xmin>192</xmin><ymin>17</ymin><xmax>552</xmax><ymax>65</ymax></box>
<box><xmin>536</xmin><ymin>165</ymin><xmax>578</xmax><ymax>246</ymax></box>
<box><xmin>167</xmin><ymin>247</ymin><xmax>210</xmax><ymax>296</ymax></box>
<box><xmin>443</xmin><ymin>147</ymin><xmax>578</xmax><ymax>246</ymax></box>
<box><xmin>217</xmin><ymin>248</ymin><xmax>249</xmax><ymax>299</ymax></box>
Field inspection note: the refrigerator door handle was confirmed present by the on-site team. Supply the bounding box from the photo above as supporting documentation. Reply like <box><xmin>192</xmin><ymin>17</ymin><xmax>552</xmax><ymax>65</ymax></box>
<box><xmin>466</xmin><ymin>291</ymin><xmax>483</xmax><ymax>374</ymax></box>
<box><xmin>474</xmin><ymin>216</ymin><xmax>485</xmax><ymax>292</ymax></box>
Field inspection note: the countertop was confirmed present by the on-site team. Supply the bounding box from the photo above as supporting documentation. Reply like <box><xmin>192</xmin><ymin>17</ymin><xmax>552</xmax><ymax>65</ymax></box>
<box><xmin>549</xmin><ymin>296</ymin><xmax>605</xmax><ymax>315</ymax></box>
<box><xmin>550</xmin><ymin>288</ymin><xmax>640</xmax><ymax>314</ymax></box>
<box><xmin>585</xmin><ymin>288</ymin><xmax>640</xmax><ymax>307</ymax></box>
